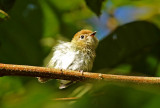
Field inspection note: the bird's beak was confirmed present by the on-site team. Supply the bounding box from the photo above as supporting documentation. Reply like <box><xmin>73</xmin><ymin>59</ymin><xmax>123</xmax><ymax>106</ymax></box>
<box><xmin>90</xmin><ymin>31</ymin><xmax>97</xmax><ymax>37</ymax></box>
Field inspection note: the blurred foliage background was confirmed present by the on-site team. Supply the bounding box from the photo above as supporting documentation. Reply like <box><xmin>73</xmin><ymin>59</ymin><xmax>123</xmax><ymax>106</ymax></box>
<box><xmin>1</xmin><ymin>0</ymin><xmax>160</xmax><ymax>108</ymax></box>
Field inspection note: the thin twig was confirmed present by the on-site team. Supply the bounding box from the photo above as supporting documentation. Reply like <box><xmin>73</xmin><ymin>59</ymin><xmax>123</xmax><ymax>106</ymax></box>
<box><xmin>0</xmin><ymin>63</ymin><xmax>160</xmax><ymax>84</ymax></box>
<box><xmin>52</xmin><ymin>97</ymin><xmax>79</xmax><ymax>101</ymax></box>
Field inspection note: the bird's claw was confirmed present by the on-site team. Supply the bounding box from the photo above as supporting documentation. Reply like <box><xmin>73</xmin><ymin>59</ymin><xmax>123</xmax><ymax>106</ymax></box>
<box><xmin>99</xmin><ymin>73</ymin><xmax>103</xmax><ymax>79</ymax></box>
<box><xmin>60</xmin><ymin>69</ymin><xmax>63</xmax><ymax>74</ymax></box>
<box><xmin>79</xmin><ymin>70</ymin><xmax>84</xmax><ymax>75</ymax></box>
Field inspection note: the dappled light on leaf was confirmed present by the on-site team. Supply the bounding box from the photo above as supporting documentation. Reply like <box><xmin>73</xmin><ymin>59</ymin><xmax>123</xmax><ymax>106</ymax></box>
<box><xmin>0</xmin><ymin>9</ymin><xmax>9</xmax><ymax>21</ymax></box>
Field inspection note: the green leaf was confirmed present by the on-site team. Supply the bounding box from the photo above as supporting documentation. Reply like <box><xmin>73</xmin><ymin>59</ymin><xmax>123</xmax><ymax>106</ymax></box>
<box><xmin>85</xmin><ymin>0</ymin><xmax>105</xmax><ymax>16</ymax></box>
<box><xmin>0</xmin><ymin>9</ymin><xmax>9</xmax><ymax>21</ymax></box>
<box><xmin>93</xmin><ymin>21</ymin><xmax>160</xmax><ymax>74</ymax></box>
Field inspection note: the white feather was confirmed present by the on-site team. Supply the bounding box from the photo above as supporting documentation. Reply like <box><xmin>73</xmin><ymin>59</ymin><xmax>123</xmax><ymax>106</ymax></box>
<box><xmin>48</xmin><ymin>42</ymin><xmax>76</xmax><ymax>70</ymax></box>
<box><xmin>48</xmin><ymin>41</ymin><xmax>95</xmax><ymax>71</ymax></box>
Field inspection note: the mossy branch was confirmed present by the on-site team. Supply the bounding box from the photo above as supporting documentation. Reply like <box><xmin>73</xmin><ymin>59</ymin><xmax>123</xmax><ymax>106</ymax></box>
<box><xmin>0</xmin><ymin>63</ymin><xmax>160</xmax><ymax>84</ymax></box>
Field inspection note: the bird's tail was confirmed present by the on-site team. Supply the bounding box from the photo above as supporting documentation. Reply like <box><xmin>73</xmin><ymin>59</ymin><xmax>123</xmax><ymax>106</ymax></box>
<box><xmin>37</xmin><ymin>77</ymin><xmax>50</xmax><ymax>83</ymax></box>
<box><xmin>38</xmin><ymin>78</ymin><xmax>74</xmax><ymax>89</ymax></box>
<box><xmin>59</xmin><ymin>80</ymin><xmax>74</xmax><ymax>89</ymax></box>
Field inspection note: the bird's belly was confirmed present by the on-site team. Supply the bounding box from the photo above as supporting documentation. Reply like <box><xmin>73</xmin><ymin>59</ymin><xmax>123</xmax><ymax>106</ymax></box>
<box><xmin>54</xmin><ymin>54</ymin><xmax>92</xmax><ymax>72</ymax></box>
<box><xmin>68</xmin><ymin>54</ymin><xmax>93</xmax><ymax>71</ymax></box>
<box><xmin>53</xmin><ymin>51</ymin><xmax>76</xmax><ymax>70</ymax></box>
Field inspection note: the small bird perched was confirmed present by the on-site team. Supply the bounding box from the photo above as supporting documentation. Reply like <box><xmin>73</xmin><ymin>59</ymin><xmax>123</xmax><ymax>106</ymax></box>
<box><xmin>38</xmin><ymin>29</ymin><xmax>99</xmax><ymax>89</ymax></box>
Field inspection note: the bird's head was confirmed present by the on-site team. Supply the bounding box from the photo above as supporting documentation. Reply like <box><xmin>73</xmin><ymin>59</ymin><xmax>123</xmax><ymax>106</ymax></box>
<box><xmin>71</xmin><ymin>29</ymin><xmax>99</xmax><ymax>49</ymax></box>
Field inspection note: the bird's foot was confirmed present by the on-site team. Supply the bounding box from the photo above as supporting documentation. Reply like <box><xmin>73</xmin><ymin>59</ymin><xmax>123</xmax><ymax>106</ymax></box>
<box><xmin>79</xmin><ymin>70</ymin><xmax>84</xmax><ymax>75</ymax></box>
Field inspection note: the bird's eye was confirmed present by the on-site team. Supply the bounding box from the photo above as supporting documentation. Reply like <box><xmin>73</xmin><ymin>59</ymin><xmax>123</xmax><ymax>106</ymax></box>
<box><xmin>80</xmin><ymin>35</ymin><xmax>84</xmax><ymax>39</ymax></box>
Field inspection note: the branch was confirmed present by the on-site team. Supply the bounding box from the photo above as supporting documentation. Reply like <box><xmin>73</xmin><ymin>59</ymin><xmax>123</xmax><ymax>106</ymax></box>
<box><xmin>0</xmin><ymin>63</ymin><xmax>160</xmax><ymax>84</ymax></box>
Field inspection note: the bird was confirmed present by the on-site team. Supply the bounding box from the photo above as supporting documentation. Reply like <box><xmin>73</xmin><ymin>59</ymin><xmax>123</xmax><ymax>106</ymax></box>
<box><xmin>38</xmin><ymin>29</ymin><xmax>99</xmax><ymax>89</ymax></box>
